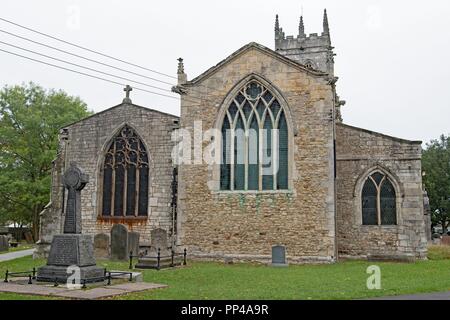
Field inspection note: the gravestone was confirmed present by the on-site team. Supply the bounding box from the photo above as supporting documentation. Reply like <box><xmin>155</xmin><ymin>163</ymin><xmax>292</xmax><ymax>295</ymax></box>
<box><xmin>442</xmin><ymin>236</ymin><xmax>450</xmax><ymax>246</ymax></box>
<box><xmin>150</xmin><ymin>228</ymin><xmax>170</xmax><ymax>254</ymax></box>
<box><xmin>271</xmin><ymin>245</ymin><xmax>288</xmax><ymax>267</ymax></box>
<box><xmin>111</xmin><ymin>224</ymin><xmax>129</xmax><ymax>260</ymax></box>
<box><xmin>37</xmin><ymin>163</ymin><xmax>105</xmax><ymax>283</ymax></box>
<box><xmin>0</xmin><ymin>235</ymin><xmax>9</xmax><ymax>252</ymax></box>
<box><xmin>128</xmin><ymin>232</ymin><xmax>140</xmax><ymax>257</ymax></box>
<box><xmin>24</xmin><ymin>231</ymin><xmax>34</xmax><ymax>244</ymax></box>
<box><xmin>94</xmin><ymin>233</ymin><xmax>110</xmax><ymax>259</ymax></box>
<box><xmin>136</xmin><ymin>228</ymin><xmax>182</xmax><ymax>269</ymax></box>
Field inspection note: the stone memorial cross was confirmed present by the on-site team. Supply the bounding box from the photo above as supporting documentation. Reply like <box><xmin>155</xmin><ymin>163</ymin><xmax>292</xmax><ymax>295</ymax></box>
<box><xmin>63</xmin><ymin>163</ymin><xmax>88</xmax><ymax>234</ymax></box>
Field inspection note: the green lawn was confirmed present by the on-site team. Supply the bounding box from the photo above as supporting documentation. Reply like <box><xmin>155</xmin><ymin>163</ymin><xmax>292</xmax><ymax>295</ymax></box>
<box><xmin>1</xmin><ymin>248</ymin><xmax>450</xmax><ymax>300</ymax></box>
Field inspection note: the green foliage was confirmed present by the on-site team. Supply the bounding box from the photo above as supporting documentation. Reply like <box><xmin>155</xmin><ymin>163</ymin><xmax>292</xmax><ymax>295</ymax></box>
<box><xmin>0</xmin><ymin>83</ymin><xmax>92</xmax><ymax>239</ymax></box>
<box><xmin>422</xmin><ymin>135</ymin><xmax>450</xmax><ymax>232</ymax></box>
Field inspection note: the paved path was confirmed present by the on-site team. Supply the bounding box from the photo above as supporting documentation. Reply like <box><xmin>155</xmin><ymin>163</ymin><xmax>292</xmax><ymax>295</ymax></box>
<box><xmin>371</xmin><ymin>291</ymin><xmax>450</xmax><ymax>300</ymax></box>
<box><xmin>0</xmin><ymin>280</ymin><xmax>167</xmax><ymax>299</ymax></box>
<box><xmin>0</xmin><ymin>249</ymin><xmax>35</xmax><ymax>262</ymax></box>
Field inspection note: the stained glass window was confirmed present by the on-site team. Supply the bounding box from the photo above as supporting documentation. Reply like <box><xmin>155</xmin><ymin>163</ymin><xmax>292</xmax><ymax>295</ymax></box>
<box><xmin>220</xmin><ymin>80</ymin><xmax>289</xmax><ymax>191</ymax></box>
<box><xmin>361</xmin><ymin>172</ymin><xmax>397</xmax><ymax>225</ymax></box>
<box><xmin>380</xmin><ymin>179</ymin><xmax>397</xmax><ymax>225</ymax></box>
<box><xmin>277</xmin><ymin>112</ymin><xmax>288</xmax><ymax>190</ymax></box>
<box><xmin>362</xmin><ymin>179</ymin><xmax>377</xmax><ymax>225</ymax></box>
<box><xmin>102</xmin><ymin>125</ymin><xmax>149</xmax><ymax>217</ymax></box>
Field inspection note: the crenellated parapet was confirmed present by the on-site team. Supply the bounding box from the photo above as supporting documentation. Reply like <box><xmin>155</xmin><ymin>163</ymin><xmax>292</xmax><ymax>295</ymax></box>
<box><xmin>275</xmin><ymin>9</ymin><xmax>335</xmax><ymax>76</ymax></box>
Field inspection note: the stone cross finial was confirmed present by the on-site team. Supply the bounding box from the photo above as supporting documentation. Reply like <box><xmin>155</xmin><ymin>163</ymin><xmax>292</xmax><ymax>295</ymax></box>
<box><xmin>62</xmin><ymin>163</ymin><xmax>88</xmax><ymax>234</ymax></box>
<box><xmin>123</xmin><ymin>85</ymin><xmax>132</xmax><ymax>103</ymax></box>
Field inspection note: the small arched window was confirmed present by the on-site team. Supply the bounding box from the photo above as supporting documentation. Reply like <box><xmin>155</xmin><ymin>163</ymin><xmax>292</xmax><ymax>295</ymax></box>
<box><xmin>362</xmin><ymin>172</ymin><xmax>397</xmax><ymax>225</ymax></box>
<box><xmin>101</xmin><ymin>125</ymin><xmax>149</xmax><ymax>217</ymax></box>
<box><xmin>220</xmin><ymin>80</ymin><xmax>289</xmax><ymax>191</ymax></box>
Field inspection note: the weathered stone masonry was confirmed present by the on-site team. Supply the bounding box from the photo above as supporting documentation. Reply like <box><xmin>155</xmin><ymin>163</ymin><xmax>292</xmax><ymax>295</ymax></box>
<box><xmin>177</xmin><ymin>43</ymin><xmax>337</xmax><ymax>263</ymax></box>
<box><xmin>335</xmin><ymin>123</ymin><xmax>427</xmax><ymax>260</ymax></box>
<box><xmin>35</xmin><ymin>103</ymin><xmax>179</xmax><ymax>257</ymax></box>
<box><xmin>36</xmin><ymin>10</ymin><xmax>428</xmax><ymax>263</ymax></box>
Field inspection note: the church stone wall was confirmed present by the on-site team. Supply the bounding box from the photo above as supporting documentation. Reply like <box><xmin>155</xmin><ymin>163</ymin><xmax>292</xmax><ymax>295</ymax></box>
<box><xmin>335</xmin><ymin>123</ymin><xmax>427</xmax><ymax>260</ymax></box>
<box><xmin>36</xmin><ymin>103</ymin><xmax>178</xmax><ymax>258</ymax></box>
<box><xmin>275</xmin><ymin>34</ymin><xmax>332</xmax><ymax>74</ymax></box>
<box><xmin>178</xmin><ymin>46</ymin><xmax>337</xmax><ymax>264</ymax></box>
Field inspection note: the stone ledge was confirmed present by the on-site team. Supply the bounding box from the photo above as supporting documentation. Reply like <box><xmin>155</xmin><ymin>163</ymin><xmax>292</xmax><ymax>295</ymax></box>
<box><xmin>189</xmin><ymin>252</ymin><xmax>335</xmax><ymax>265</ymax></box>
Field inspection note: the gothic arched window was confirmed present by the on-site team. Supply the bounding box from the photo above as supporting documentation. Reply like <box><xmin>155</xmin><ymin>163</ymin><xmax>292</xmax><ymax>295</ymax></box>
<box><xmin>220</xmin><ymin>80</ymin><xmax>289</xmax><ymax>191</ymax></box>
<box><xmin>101</xmin><ymin>125</ymin><xmax>149</xmax><ymax>217</ymax></box>
<box><xmin>362</xmin><ymin>172</ymin><xmax>397</xmax><ymax>225</ymax></box>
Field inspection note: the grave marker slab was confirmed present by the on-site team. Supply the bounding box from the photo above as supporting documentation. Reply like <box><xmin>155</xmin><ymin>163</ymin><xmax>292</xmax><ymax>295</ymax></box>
<box><xmin>136</xmin><ymin>228</ymin><xmax>182</xmax><ymax>269</ymax></box>
<box><xmin>271</xmin><ymin>245</ymin><xmax>288</xmax><ymax>267</ymax></box>
<box><xmin>0</xmin><ymin>235</ymin><xmax>8</xmax><ymax>252</ymax></box>
<box><xmin>111</xmin><ymin>224</ymin><xmax>128</xmax><ymax>261</ymax></box>
<box><xmin>94</xmin><ymin>233</ymin><xmax>110</xmax><ymax>259</ymax></box>
<box><xmin>128</xmin><ymin>232</ymin><xmax>140</xmax><ymax>257</ymax></box>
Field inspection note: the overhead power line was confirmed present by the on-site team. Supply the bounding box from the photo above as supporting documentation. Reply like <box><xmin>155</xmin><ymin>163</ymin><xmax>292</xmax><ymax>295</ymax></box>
<box><xmin>0</xmin><ymin>17</ymin><xmax>238</xmax><ymax>104</ymax></box>
<box><xmin>0</xmin><ymin>28</ymin><xmax>223</xmax><ymax>100</ymax></box>
<box><xmin>0</xmin><ymin>29</ymin><xmax>176</xmax><ymax>87</ymax></box>
<box><xmin>0</xmin><ymin>17</ymin><xmax>226</xmax><ymax>97</ymax></box>
<box><xmin>0</xmin><ymin>48</ymin><xmax>180</xmax><ymax>100</ymax></box>
<box><xmin>0</xmin><ymin>46</ymin><xmax>208</xmax><ymax>105</ymax></box>
<box><xmin>0</xmin><ymin>16</ymin><xmax>177</xmax><ymax>80</ymax></box>
<box><xmin>0</xmin><ymin>40</ymin><xmax>174</xmax><ymax>94</ymax></box>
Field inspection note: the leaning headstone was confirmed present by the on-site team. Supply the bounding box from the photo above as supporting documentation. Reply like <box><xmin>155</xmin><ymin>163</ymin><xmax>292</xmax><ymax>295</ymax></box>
<box><xmin>136</xmin><ymin>228</ymin><xmax>181</xmax><ymax>269</ymax></box>
<box><xmin>0</xmin><ymin>235</ymin><xmax>9</xmax><ymax>252</ymax></box>
<box><xmin>111</xmin><ymin>224</ymin><xmax>129</xmax><ymax>261</ymax></box>
<box><xmin>94</xmin><ymin>233</ymin><xmax>110</xmax><ymax>259</ymax></box>
<box><xmin>37</xmin><ymin>163</ymin><xmax>105</xmax><ymax>283</ymax></box>
<box><xmin>271</xmin><ymin>245</ymin><xmax>288</xmax><ymax>267</ymax></box>
<box><xmin>128</xmin><ymin>232</ymin><xmax>140</xmax><ymax>257</ymax></box>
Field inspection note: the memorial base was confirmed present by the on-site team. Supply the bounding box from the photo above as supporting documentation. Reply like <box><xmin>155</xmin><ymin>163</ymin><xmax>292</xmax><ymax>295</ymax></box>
<box><xmin>270</xmin><ymin>263</ymin><xmax>289</xmax><ymax>268</ymax></box>
<box><xmin>36</xmin><ymin>265</ymin><xmax>105</xmax><ymax>283</ymax></box>
<box><xmin>37</xmin><ymin>234</ymin><xmax>105</xmax><ymax>283</ymax></box>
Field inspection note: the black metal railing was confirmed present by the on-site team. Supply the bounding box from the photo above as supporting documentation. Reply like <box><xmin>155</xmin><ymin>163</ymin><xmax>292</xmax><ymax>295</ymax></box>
<box><xmin>129</xmin><ymin>248</ymin><xmax>187</xmax><ymax>270</ymax></box>
<box><xmin>4</xmin><ymin>267</ymin><xmax>136</xmax><ymax>288</ymax></box>
<box><xmin>51</xmin><ymin>269</ymin><xmax>134</xmax><ymax>288</ymax></box>
<box><xmin>4</xmin><ymin>268</ymin><xmax>36</xmax><ymax>284</ymax></box>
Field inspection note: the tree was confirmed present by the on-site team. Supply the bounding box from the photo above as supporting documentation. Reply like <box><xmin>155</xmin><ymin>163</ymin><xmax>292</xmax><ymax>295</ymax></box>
<box><xmin>422</xmin><ymin>134</ymin><xmax>450</xmax><ymax>234</ymax></box>
<box><xmin>0</xmin><ymin>82</ymin><xmax>92</xmax><ymax>241</ymax></box>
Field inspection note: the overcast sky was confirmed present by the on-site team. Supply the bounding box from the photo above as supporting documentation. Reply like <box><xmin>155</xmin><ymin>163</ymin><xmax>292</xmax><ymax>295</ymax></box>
<box><xmin>1</xmin><ymin>0</ymin><xmax>449</xmax><ymax>145</ymax></box>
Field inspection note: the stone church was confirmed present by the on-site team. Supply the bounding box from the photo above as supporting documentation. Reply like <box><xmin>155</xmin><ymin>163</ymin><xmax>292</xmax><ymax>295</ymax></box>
<box><xmin>36</xmin><ymin>10</ymin><xmax>428</xmax><ymax>263</ymax></box>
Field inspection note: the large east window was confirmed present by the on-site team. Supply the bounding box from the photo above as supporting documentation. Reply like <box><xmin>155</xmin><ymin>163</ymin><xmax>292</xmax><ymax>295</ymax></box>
<box><xmin>101</xmin><ymin>125</ymin><xmax>149</xmax><ymax>217</ymax></box>
<box><xmin>220</xmin><ymin>80</ymin><xmax>289</xmax><ymax>191</ymax></box>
